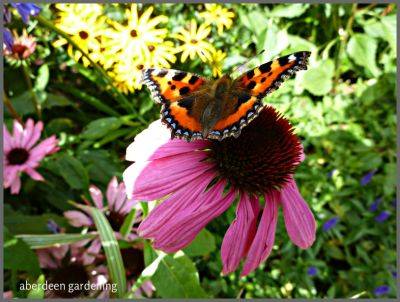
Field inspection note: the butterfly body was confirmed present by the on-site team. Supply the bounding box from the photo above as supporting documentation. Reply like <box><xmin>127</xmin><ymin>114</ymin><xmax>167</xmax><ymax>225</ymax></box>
<box><xmin>142</xmin><ymin>51</ymin><xmax>310</xmax><ymax>141</ymax></box>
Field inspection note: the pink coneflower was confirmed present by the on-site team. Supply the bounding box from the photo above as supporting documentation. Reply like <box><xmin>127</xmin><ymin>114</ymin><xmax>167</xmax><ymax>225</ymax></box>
<box><xmin>64</xmin><ymin>177</ymin><xmax>155</xmax><ymax>297</ymax></box>
<box><xmin>4</xmin><ymin>29</ymin><xmax>36</xmax><ymax>61</ymax></box>
<box><xmin>3</xmin><ymin>118</ymin><xmax>59</xmax><ymax>194</ymax></box>
<box><xmin>36</xmin><ymin>240</ymin><xmax>106</xmax><ymax>298</ymax></box>
<box><xmin>123</xmin><ymin>105</ymin><xmax>316</xmax><ymax>276</ymax></box>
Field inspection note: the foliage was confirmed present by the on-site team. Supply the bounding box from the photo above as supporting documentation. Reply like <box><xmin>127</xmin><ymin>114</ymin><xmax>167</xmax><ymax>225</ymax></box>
<box><xmin>3</xmin><ymin>3</ymin><xmax>397</xmax><ymax>299</ymax></box>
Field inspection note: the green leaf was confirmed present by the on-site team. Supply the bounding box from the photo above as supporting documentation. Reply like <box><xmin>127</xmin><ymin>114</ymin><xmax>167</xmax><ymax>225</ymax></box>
<box><xmin>17</xmin><ymin>233</ymin><xmax>97</xmax><ymax>249</ymax></box>
<box><xmin>347</xmin><ymin>33</ymin><xmax>380</xmax><ymax>77</ymax></box>
<box><xmin>4</xmin><ymin>228</ymin><xmax>41</xmax><ymax>276</ymax></box>
<box><xmin>301</xmin><ymin>59</ymin><xmax>334</xmax><ymax>96</ymax></box>
<box><xmin>183</xmin><ymin>229</ymin><xmax>216</xmax><ymax>257</ymax></box>
<box><xmin>268</xmin><ymin>4</ymin><xmax>309</xmax><ymax>18</ymax></box>
<box><xmin>34</xmin><ymin>64</ymin><xmax>49</xmax><ymax>91</ymax></box>
<box><xmin>119</xmin><ymin>208</ymin><xmax>137</xmax><ymax>239</ymax></box>
<box><xmin>27</xmin><ymin>275</ymin><xmax>46</xmax><ymax>299</ymax></box>
<box><xmin>81</xmin><ymin>117</ymin><xmax>123</xmax><ymax>140</ymax></box>
<box><xmin>87</xmin><ymin>206</ymin><xmax>127</xmax><ymax>297</ymax></box>
<box><xmin>56</xmin><ymin>154</ymin><xmax>89</xmax><ymax>189</ymax></box>
<box><xmin>150</xmin><ymin>251</ymin><xmax>208</xmax><ymax>298</ymax></box>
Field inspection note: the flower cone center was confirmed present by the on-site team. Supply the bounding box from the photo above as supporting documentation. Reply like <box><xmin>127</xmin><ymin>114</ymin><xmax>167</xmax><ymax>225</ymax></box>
<box><xmin>210</xmin><ymin>106</ymin><xmax>302</xmax><ymax>194</ymax></box>
<box><xmin>7</xmin><ymin>148</ymin><xmax>29</xmax><ymax>165</ymax></box>
<box><xmin>121</xmin><ymin>248</ymin><xmax>145</xmax><ymax>279</ymax></box>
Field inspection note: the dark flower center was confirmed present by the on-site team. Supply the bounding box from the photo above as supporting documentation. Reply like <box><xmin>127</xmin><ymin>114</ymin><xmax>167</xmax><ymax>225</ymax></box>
<box><xmin>7</xmin><ymin>148</ymin><xmax>29</xmax><ymax>165</ymax></box>
<box><xmin>130</xmin><ymin>29</ymin><xmax>138</xmax><ymax>37</ymax></box>
<box><xmin>210</xmin><ymin>106</ymin><xmax>302</xmax><ymax>194</ymax></box>
<box><xmin>121</xmin><ymin>248</ymin><xmax>145</xmax><ymax>279</ymax></box>
<box><xmin>136</xmin><ymin>64</ymin><xmax>144</xmax><ymax>70</ymax></box>
<box><xmin>45</xmin><ymin>264</ymin><xmax>90</xmax><ymax>298</ymax></box>
<box><xmin>107</xmin><ymin>210</ymin><xmax>125</xmax><ymax>231</ymax></box>
<box><xmin>190</xmin><ymin>39</ymin><xmax>198</xmax><ymax>44</ymax></box>
<box><xmin>12</xmin><ymin>44</ymin><xmax>29</xmax><ymax>58</ymax></box>
<box><xmin>78</xmin><ymin>30</ymin><xmax>89</xmax><ymax>40</ymax></box>
<box><xmin>148</xmin><ymin>45</ymin><xmax>155</xmax><ymax>52</ymax></box>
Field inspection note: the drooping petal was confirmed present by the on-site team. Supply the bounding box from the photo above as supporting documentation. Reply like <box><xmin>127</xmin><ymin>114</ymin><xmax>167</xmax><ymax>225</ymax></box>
<box><xmin>24</xmin><ymin>119</ymin><xmax>43</xmax><ymax>149</ymax></box>
<box><xmin>106</xmin><ymin>176</ymin><xmax>119</xmax><ymax>207</ymax></box>
<box><xmin>89</xmin><ymin>185</ymin><xmax>103</xmax><ymax>209</ymax></box>
<box><xmin>221</xmin><ymin>193</ymin><xmax>260</xmax><ymax>275</ymax></box>
<box><xmin>25</xmin><ymin>167</ymin><xmax>44</xmax><ymax>181</ymax></box>
<box><xmin>126</xmin><ymin>119</ymin><xmax>209</xmax><ymax>162</ymax></box>
<box><xmin>123</xmin><ymin>151</ymin><xmax>211</xmax><ymax>200</ymax></box>
<box><xmin>241</xmin><ymin>190</ymin><xmax>279</xmax><ymax>276</ymax></box>
<box><xmin>64</xmin><ymin>210</ymin><xmax>92</xmax><ymax>227</ymax></box>
<box><xmin>280</xmin><ymin>177</ymin><xmax>316</xmax><ymax>249</ymax></box>
<box><xmin>113</xmin><ymin>182</ymin><xmax>128</xmax><ymax>212</ymax></box>
<box><xmin>82</xmin><ymin>239</ymin><xmax>102</xmax><ymax>265</ymax></box>
<box><xmin>150</xmin><ymin>180</ymin><xmax>236</xmax><ymax>253</ymax></box>
<box><xmin>29</xmin><ymin>136</ymin><xmax>59</xmax><ymax>160</ymax></box>
<box><xmin>10</xmin><ymin>176</ymin><xmax>21</xmax><ymax>194</ymax></box>
<box><xmin>138</xmin><ymin>171</ymin><xmax>215</xmax><ymax>238</ymax></box>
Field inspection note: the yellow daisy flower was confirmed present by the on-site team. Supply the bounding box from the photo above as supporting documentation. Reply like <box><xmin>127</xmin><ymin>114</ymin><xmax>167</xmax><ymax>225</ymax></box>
<box><xmin>55</xmin><ymin>3</ymin><xmax>104</xmax><ymax>20</ymax></box>
<box><xmin>209</xmin><ymin>49</ymin><xmax>227</xmax><ymax>78</ymax></box>
<box><xmin>53</xmin><ymin>4</ymin><xmax>106</xmax><ymax>67</ymax></box>
<box><xmin>102</xmin><ymin>4</ymin><xmax>168</xmax><ymax>61</ymax></box>
<box><xmin>199</xmin><ymin>4</ymin><xmax>235</xmax><ymax>35</ymax></box>
<box><xmin>174</xmin><ymin>19</ymin><xmax>215</xmax><ymax>63</ymax></box>
<box><xmin>109</xmin><ymin>58</ymin><xmax>145</xmax><ymax>94</ymax></box>
<box><xmin>146</xmin><ymin>41</ymin><xmax>177</xmax><ymax>69</ymax></box>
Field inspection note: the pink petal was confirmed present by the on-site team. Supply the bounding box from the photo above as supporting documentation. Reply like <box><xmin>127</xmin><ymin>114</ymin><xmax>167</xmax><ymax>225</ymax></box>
<box><xmin>112</xmin><ymin>182</ymin><xmax>127</xmax><ymax>212</ymax></box>
<box><xmin>24</xmin><ymin>119</ymin><xmax>43</xmax><ymax>149</ymax></box>
<box><xmin>126</xmin><ymin>119</ymin><xmax>209</xmax><ymax>162</ymax></box>
<box><xmin>10</xmin><ymin>176</ymin><xmax>21</xmax><ymax>194</ymax></box>
<box><xmin>89</xmin><ymin>185</ymin><xmax>103</xmax><ymax>209</ymax></box>
<box><xmin>29</xmin><ymin>136</ymin><xmax>59</xmax><ymax>160</ymax></box>
<box><xmin>221</xmin><ymin>193</ymin><xmax>260</xmax><ymax>275</ymax></box>
<box><xmin>82</xmin><ymin>238</ymin><xmax>101</xmax><ymax>265</ymax></box>
<box><xmin>3</xmin><ymin>124</ymin><xmax>12</xmax><ymax>152</ymax></box>
<box><xmin>64</xmin><ymin>210</ymin><xmax>92</xmax><ymax>227</ymax></box>
<box><xmin>150</xmin><ymin>180</ymin><xmax>236</xmax><ymax>253</ymax></box>
<box><xmin>123</xmin><ymin>150</ymin><xmax>211</xmax><ymax>200</ymax></box>
<box><xmin>280</xmin><ymin>177</ymin><xmax>316</xmax><ymax>249</ymax></box>
<box><xmin>106</xmin><ymin>176</ymin><xmax>119</xmax><ymax>207</ymax></box>
<box><xmin>25</xmin><ymin>167</ymin><xmax>44</xmax><ymax>181</ymax></box>
<box><xmin>138</xmin><ymin>171</ymin><xmax>215</xmax><ymax>238</ymax></box>
<box><xmin>241</xmin><ymin>190</ymin><xmax>280</xmax><ymax>276</ymax></box>
<box><xmin>3</xmin><ymin>166</ymin><xmax>19</xmax><ymax>188</ymax></box>
<box><xmin>36</xmin><ymin>249</ymin><xmax>59</xmax><ymax>269</ymax></box>
<box><xmin>12</xmin><ymin>120</ymin><xmax>24</xmax><ymax>146</ymax></box>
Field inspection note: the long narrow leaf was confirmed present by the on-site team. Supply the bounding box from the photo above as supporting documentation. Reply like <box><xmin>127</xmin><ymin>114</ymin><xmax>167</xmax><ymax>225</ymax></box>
<box><xmin>16</xmin><ymin>233</ymin><xmax>97</xmax><ymax>249</ymax></box>
<box><xmin>119</xmin><ymin>208</ymin><xmax>137</xmax><ymax>239</ymax></box>
<box><xmin>88</xmin><ymin>206</ymin><xmax>127</xmax><ymax>297</ymax></box>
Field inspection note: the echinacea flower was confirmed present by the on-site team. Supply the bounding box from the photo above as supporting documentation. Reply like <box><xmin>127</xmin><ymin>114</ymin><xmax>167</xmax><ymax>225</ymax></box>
<box><xmin>174</xmin><ymin>19</ymin><xmax>216</xmax><ymax>63</ymax></box>
<box><xmin>322</xmin><ymin>217</ymin><xmax>339</xmax><ymax>232</ymax></box>
<box><xmin>3</xmin><ymin>119</ymin><xmax>59</xmax><ymax>194</ymax></box>
<box><xmin>123</xmin><ymin>106</ymin><xmax>316</xmax><ymax>276</ymax></box>
<box><xmin>4</xmin><ymin>29</ymin><xmax>36</xmax><ymax>63</ymax></box>
<box><xmin>11</xmin><ymin>3</ymin><xmax>41</xmax><ymax>24</ymax></box>
<box><xmin>199</xmin><ymin>4</ymin><xmax>235</xmax><ymax>35</ymax></box>
<box><xmin>373</xmin><ymin>285</ymin><xmax>390</xmax><ymax>296</ymax></box>
<box><xmin>36</xmin><ymin>240</ymin><xmax>106</xmax><ymax>298</ymax></box>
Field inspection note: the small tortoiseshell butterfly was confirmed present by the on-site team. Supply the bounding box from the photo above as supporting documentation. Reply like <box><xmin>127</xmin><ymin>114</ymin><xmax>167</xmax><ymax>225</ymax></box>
<box><xmin>142</xmin><ymin>51</ymin><xmax>310</xmax><ymax>141</ymax></box>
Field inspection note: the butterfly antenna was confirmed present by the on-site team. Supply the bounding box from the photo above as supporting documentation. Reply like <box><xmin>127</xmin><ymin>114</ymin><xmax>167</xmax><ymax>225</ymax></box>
<box><xmin>232</xmin><ymin>49</ymin><xmax>266</xmax><ymax>76</ymax></box>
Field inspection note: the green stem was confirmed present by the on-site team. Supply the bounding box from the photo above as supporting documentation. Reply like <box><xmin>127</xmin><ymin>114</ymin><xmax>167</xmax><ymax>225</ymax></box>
<box><xmin>35</xmin><ymin>15</ymin><xmax>135</xmax><ymax>114</ymax></box>
<box><xmin>22</xmin><ymin>65</ymin><xmax>42</xmax><ymax>119</ymax></box>
<box><xmin>3</xmin><ymin>91</ymin><xmax>23</xmax><ymax>123</ymax></box>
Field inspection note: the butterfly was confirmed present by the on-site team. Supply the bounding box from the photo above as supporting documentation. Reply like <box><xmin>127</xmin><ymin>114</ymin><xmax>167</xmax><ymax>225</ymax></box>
<box><xmin>142</xmin><ymin>51</ymin><xmax>310</xmax><ymax>141</ymax></box>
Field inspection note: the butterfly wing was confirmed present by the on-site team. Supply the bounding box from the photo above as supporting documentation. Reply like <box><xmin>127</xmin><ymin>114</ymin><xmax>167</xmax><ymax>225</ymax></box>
<box><xmin>142</xmin><ymin>68</ymin><xmax>208</xmax><ymax>140</ymax></box>
<box><xmin>207</xmin><ymin>51</ymin><xmax>310</xmax><ymax>141</ymax></box>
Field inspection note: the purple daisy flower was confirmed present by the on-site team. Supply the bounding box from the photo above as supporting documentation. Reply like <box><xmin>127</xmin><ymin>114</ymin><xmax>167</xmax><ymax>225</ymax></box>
<box><xmin>373</xmin><ymin>285</ymin><xmax>390</xmax><ymax>296</ymax></box>
<box><xmin>360</xmin><ymin>169</ymin><xmax>377</xmax><ymax>186</ymax></box>
<box><xmin>375</xmin><ymin>211</ymin><xmax>390</xmax><ymax>222</ymax></box>
<box><xmin>322</xmin><ymin>217</ymin><xmax>339</xmax><ymax>232</ymax></box>
<box><xmin>11</xmin><ymin>3</ymin><xmax>41</xmax><ymax>24</ymax></box>
<box><xmin>123</xmin><ymin>106</ymin><xmax>316</xmax><ymax>276</ymax></box>
<box><xmin>307</xmin><ymin>266</ymin><xmax>318</xmax><ymax>276</ymax></box>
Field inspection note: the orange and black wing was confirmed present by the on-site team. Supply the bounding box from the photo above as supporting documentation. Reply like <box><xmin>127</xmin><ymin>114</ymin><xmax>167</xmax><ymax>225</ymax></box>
<box><xmin>142</xmin><ymin>68</ymin><xmax>207</xmax><ymax>141</ymax></box>
<box><xmin>207</xmin><ymin>51</ymin><xmax>310</xmax><ymax>140</ymax></box>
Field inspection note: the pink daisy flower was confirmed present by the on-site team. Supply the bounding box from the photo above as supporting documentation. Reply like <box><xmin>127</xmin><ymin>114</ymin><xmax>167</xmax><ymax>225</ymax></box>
<box><xmin>3</xmin><ymin>118</ymin><xmax>59</xmax><ymax>194</ymax></box>
<box><xmin>123</xmin><ymin>105</ymin><xmax>316</xmax><ymax>276</ymax></box>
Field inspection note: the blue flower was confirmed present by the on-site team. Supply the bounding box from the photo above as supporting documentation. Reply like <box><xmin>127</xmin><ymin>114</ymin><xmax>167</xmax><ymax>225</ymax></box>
<box><xmin>360</xmin><ymin>169</ymin><xmax>377</xmax><ymax>186</ymax></box>
<box><xmin>11</xmin><ymin>3</ymin><xmax>41</xmax><ymax>24</ymax></box>
<box><xmin>3</xmin><ymin>28</ymin><xmax>13</xmax><ymax>51</ymax></box>
<box><xmin>375</xmin><ymin>211</ymin><xmax>390</xmax><ymax>222</ymax></box>
<box><xmin>369</xmin><ymin>197</ymin><xmax>382</xmax><ymax>212</ymax></box>
<box><xmin>322</xmin><ymin>217</ymin><xmax>339</xmax><ymax>232</ymax></box>
<box><xmin>391</xmin><ymin>271</ymin><xmax>397</xmax><ymax>279</ymax></box>
<box><xmin>307</xmin><ymin>266</ymin><xmax>318</xmax><ymax>276</ymax></box>
<box><xmin>373</xmin><ymin>285</ymin><xmax>390</xmax><ymax>296</ymax></box>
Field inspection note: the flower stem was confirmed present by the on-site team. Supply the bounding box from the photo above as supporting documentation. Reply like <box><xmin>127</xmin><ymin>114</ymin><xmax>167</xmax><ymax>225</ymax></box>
<box><xmin>35</xmin><ymin>14</ymin><xmax>137</xmax><ymax>116</ymax></box>
<box><xmin>22</xmin><ymin>64</ymin><xmax>42</xmax><ymax>119</ymax></box>
<box><xmin>3</xmin><ymin>91</ymin><xmax>23</xmax><ymax>123</ymax></box>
